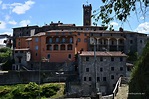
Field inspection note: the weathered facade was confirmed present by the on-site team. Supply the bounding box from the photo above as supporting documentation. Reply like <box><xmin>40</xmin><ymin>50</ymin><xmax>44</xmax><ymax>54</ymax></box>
<box><xmin>78</xmin><ymin>51</ymin><xmax>127</xmax><ymax>96</ymax></box>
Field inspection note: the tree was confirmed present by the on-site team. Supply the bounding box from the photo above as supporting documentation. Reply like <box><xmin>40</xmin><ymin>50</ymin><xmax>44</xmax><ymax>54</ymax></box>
<box><xmin>92</xmin><ymin>0</ymin><xmax>149</xmax><ymax>25</ymax></box>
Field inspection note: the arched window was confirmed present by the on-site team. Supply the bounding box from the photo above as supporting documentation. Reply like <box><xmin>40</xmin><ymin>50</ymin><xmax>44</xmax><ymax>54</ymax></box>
<box><xmin>47</xmin><ymin>45</ymin><xmax>52</xmax><ymax>50</ymax></box>
<box><xmin>54</xmin><ymin>45</ymin><xmax>59</xmax><ymax>50</ymax></box>
<box><xmin>60</xmin><ymin>45</ymin><xmax>65</xmax><ymax>50</ymax></box>
<box><xmin>67</xmin><ymin>44</ymin><xmax>72</xmax><ymax>50</ymax></box>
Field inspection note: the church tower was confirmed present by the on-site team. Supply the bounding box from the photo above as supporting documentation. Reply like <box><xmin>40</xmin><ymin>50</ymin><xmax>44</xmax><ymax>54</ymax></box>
<box><xmin>83</xmin><ymin>4</ymin><xmax>92</xmax><ymax>26</ymax></box>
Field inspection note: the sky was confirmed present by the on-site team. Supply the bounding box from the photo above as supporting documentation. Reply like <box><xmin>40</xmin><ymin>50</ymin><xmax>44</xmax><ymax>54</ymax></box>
<box><xmin>0</xmin><ymin>0</ymin><xmax>149</xmax><ymax>45</ymax></box>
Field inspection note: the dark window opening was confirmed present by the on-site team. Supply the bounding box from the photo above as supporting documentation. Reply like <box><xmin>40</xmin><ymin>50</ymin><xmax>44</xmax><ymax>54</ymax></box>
<box><xmin>103</xmin><ymin>77</ymin><xmax>106</xmax><ymax>81</ymax></box>
<box><xmin>111</xmin><ymin>75</ymin><xmax>114</xmax><ymax>79</ymax></box>
<box><xmin>120</xmin><ymin>67</ymin><xmax>123</xmax><ymax>71</ymax></box>
<box><xmin>97</xmin><ymin>77</ymin><xmax>100</xmax><ymax>82</ymax></box>
<box><xmin>68</xmin><ymin>54</ymin><xmax>71</xmax><ymax>59</ymax></box>
<box><xmin>120</xmin><ymin>57</ymin><xmax>123</xmax><ymax>61</ymax></box>
<box><xmin>47</xmin><ymin>54</ymin><xmax>50</xmax><ymax>59</ymax></box>
<box><xmin>111</xmin><ymin>57</ymin><xmax>114</xmax><ymax>61</ymax></box>
<box><xmin>100</xmin><ymin>57</ymin><xmax>103</xmax><ymax>61</ymax></box>
<box><xmin>86</xmin><ymin>56</ymin><xmax>89</xmax><ymax>61</ymax></box>
<box><xmin>86</xmin><ymin>68</ymin><xmax>89</xmax><ymax>72</ymax></box>
<box><xmin>84</xmin><ymin>77</ymin><xmax>86</xmax><ymax>81</ymax></box>
<box><xmin>100</xmin><ymin>68</ymin><xmax>103</xmax><ymax>72</ymax></box>
<box><xmin>111</xmin><ymin>67</ymin><xmax>114</xmax><ymax>71</ymax></box>
<box><xmin>89</xmin><ymin>77</ymin><xmax>92</xmax><ymax>81</ymax></box>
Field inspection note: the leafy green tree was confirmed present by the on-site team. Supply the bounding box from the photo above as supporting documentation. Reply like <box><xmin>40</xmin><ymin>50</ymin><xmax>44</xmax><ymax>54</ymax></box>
<box><xmin>129</xmin><ymin>42</ymin><xmax>149</xmax><ymax>99</ymax></box>
<box><xmin>92</xmin><ymin>0</ymin><xmax>149</xmax><ymax>25</ymax></box>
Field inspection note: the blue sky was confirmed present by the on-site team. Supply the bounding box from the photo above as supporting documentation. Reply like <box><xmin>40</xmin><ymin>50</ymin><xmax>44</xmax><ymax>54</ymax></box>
<box><xmin>0</xmin><ymin>0</ymin><xmax>149</xmax><ymax>44</ymax></box>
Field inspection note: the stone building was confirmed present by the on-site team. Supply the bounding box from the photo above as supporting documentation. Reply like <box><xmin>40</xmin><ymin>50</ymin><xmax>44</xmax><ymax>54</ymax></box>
<box><xmin>13</xmin><ymin>48</ymin><xmax>31</xmax><ymax>70</ymax></box>
<box><xmin>78</xmin><ymin>51</ymin><xmax>127</xmax><ymax>96</ymax></box>
<box><xmin>88</xmin><ymin>29</ymin><xmax>147</xmax><ymax>55</ymax></box>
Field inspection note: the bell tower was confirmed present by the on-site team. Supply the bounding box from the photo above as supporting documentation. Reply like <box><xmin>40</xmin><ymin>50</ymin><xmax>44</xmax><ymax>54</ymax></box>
<box><xmin>83</xmin><ymin>4</ymin><xmax>92</xmax><ymax>26</ymax></box>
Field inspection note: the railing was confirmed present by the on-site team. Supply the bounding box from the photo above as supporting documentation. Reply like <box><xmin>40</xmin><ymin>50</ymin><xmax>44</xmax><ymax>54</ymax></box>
<box><xmin>112</xmin><ymin>77</ymin><xmax>129</xmax><ymax>99</ymax></box>
<box><xmin>113</xmin><ymin>77</ymin><xmax>122</xmax><ymax>98</ymax></box>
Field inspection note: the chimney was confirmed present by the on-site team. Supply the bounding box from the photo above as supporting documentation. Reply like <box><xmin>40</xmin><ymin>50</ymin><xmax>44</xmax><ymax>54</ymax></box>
<box><xmin>119</xmin><ymin>27</ymin><xmax>123</xmax><ymax>32</ymax></box>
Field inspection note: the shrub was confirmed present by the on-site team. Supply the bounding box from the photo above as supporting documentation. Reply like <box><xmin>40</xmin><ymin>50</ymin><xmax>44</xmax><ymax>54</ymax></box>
<box><xmin>0</xmin><ymin>88</ymin><xmax>10</xmax><ymax>96</ymax></box>
<box><xmin>41</xmin><ymin>84</ymin><xmax>60</xmax><ymax>97</ymax></box>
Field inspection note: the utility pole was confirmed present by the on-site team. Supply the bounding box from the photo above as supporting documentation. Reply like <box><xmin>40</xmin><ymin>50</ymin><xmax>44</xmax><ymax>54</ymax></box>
<box><xmin>94</xmin><ymin>40</ymin><xmax>99</xmax><ymax>95</ymax></box>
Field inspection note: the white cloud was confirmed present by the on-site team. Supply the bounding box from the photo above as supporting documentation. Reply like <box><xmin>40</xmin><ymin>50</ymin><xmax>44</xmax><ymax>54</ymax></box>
<box><xmin>19</xmin><ymin>20</ymin><xmax>30</xmax><ymax>26</ymax></box>
<box><xmin>2</xmin><ymin>0</ymin><xmax>35</xmax><ymax>14</ymax></box>
<box><xmin>0</xmin><ymin>21</ymin><xmax>6</xmax><ymax>29</ymax></box>
<box><xmin>135</xmin><ymin>22</ymin><xmax>149</xmax><ymax>34</ymax></box>
<box><xmin>5</xmin><ymin>15</ymin><xmax>11</xmax><ymax>21</ymax></box>
<box><xmin>2</xmin><ymin>4</ymin><xmax>9</xmax><ymax>9</ymax></box>
<box><xmin>110</xmin><ymin>22</ymin><xmax>119</xmax><ymax>26</ymax></box>
<box><xmin>8</xmin><ymin>20</ymin><xmax>17</xmax><ymax>25</ymax></box>
<box><xmin>0</xmin><ymin>0</ymin><xmax>2</xmax><ymax>5</ymax></box>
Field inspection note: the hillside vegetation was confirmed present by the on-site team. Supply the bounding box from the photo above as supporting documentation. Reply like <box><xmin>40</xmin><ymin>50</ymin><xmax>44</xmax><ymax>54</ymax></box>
<box><xmin>0</xmin><ymin>82</ymin><xmax>65</xmax><ymax>99</ymax></box>
<box><xmin>128</xmin><ymin>42</ymin><xmax>149</xmax><ymax>99</ymax></box>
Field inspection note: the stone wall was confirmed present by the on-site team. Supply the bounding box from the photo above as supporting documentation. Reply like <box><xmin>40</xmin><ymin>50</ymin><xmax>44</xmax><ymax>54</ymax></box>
<box><xmin>0</xmin><ymin>71</ymin><xmax>69</xmax><ymax>85</ymax></box>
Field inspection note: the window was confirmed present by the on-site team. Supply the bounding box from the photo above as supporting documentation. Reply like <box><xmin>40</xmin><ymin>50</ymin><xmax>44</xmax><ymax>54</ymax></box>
<box><xmin>54</xmin><ymin>45</ymin><xmax>58</xmax><ymax>50</ymax></box>
<box><xmin>86</xmin><ymin>68</ymin><xmax>89</xmax><ymax>72</ymax></box>
<box><xmin>127</xmin><ymin>67</ymin><xmax>131</xmax><ymax>71</ymax></box>
<box><xmin>140</xmin><ymin>40</ymin><xmax>142</xmax><ymax>43</ymax></box>
<box><xmin>86</xmin><ymin>56</ymin><xmax>89</xmax><ymax>61</ymax></box>
<box><xmin>47</xmin><ymin>54</ymin><xmax>50</xmax><ymax>59</ymax></box>
<box><xmin>84</xmin><ymin>33</ymin><xmax>87</xmax><ymax>36</ymax></box>
<box><xmin>78</xmin><ymin>38</ymin><xmax>81</xmax><ymax>42</ymax></box>
<box><xmin>100</xmin><ymin>68</ymin><xmax>103</xmax><ymax>72</ymax></box>
<box><xmin>67</xmin><ymin>44</ymin><xmax>72</xmax><ymax>50</ymax></box>
<box><xmin>15</xmin><ymin>51</ymin><xmax>18</xmax><ymax>53</ymax></box>
<box><xmin>69</xmin><ymin>38</ymin><xmax>73</xmax><ymax>43</ymax></box>
<box><xmin>68</xmin><ymin>54</ymin><xmax>71</xmax><ymax>59</ymax></box>
<box><xmin>35</xmin><ymin>38</ymin><xmax>38</xmax><ymax>42</ymax></box>
<box><xmin>62</xmin><ymin>38</ymin><xmax>65</xmax><ymax>43</ymax></box>
<box><xmin>120</xmin><ymin>67</ymin><xmax>123</xmax><ymax>71</ymax></box>
<box><xmin>112</xmin><ymin>41</ymin><xmax>114</xmax><ymax>45</ymax></box>
<box><xmin>35</xmin><ymin>53</ymin><xmax>38</xmax><ymax>56</ymax></box>
<box><xmin>111</xmin><ymin>67</ymin><xmax>114</xmax><ymax>71</ymax></box>
<box><xmin>78</xmin><ymin>33</ymin><xmax>80</xmax><ymax>35</ymax></box>
<box><xmin>119</xmin><ymin>39</ymin><xmax>123</xmax><ymax>44</ymax></box>
<box><xmin>84</xmin><ymin>38</ymin><xmax>87</xmax><ymax>42</ymax></box>
<box><xmin>103</xmin><ymin>77</ymin><xmax>106</xmax><ymax>81</ymax></box>
<box><xmin>120</xmin><ymin>57</ymin><xmax>123</xmax><ymax>61</ymax></box>
<box><xmin>97</xmin><ymin>77</ymin><xmax>100</xmax><ymax>82</ymax></box>
<box><xmin>56</xmin><ymin>38</ymin><xmax>59</xmax><ymax>43</ymax></box>
<box><xmin>18</xmin><ymin>42</ymin><xmax>20</xmax><ymax>46</ymax></box>
<box><xmin>84</xmin><ymin>77</ymin><xmax>86</xmax><ymax>81</ymax></box>
<box><xmin>111</xmin><ymin>57</ymin><xmax>114</xmax><ymax>61</ymax></box>
<box><xmin>130</xmin><ymin>40</ymin><xmax>133</xmax><ymax>44</ymax></box>
<box><xmin>89</xmin><ymin>77</ymin><xmax>92</xmax><ymax>81</ymax></box>
<box><xmin>20</xmin><ymin>51</ymin><xmax>23</xmax><ymax>53</ymax></box>
<box><xmin>49</xmin><ymin>38</ymin><xmax>52</xmax><ymax>43</ymax></box>
<box><xmin>100</xmin><ymin>57</ymin><xmax>103</xmax><ymax>61</ymax></box>
<box><xmin>35</xmin><ymin>46</ymin><xmax>38</xmax><ymax>50</ymax></box>
<box><xmin>60</xmin><ymin>45</ymin><xmax>65</xmax><ymax>50</ymax></box>
<box><xmin>111</xmin><ymin>75</ymin><xmax>114</xmax><ymax>79</ymax></box>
